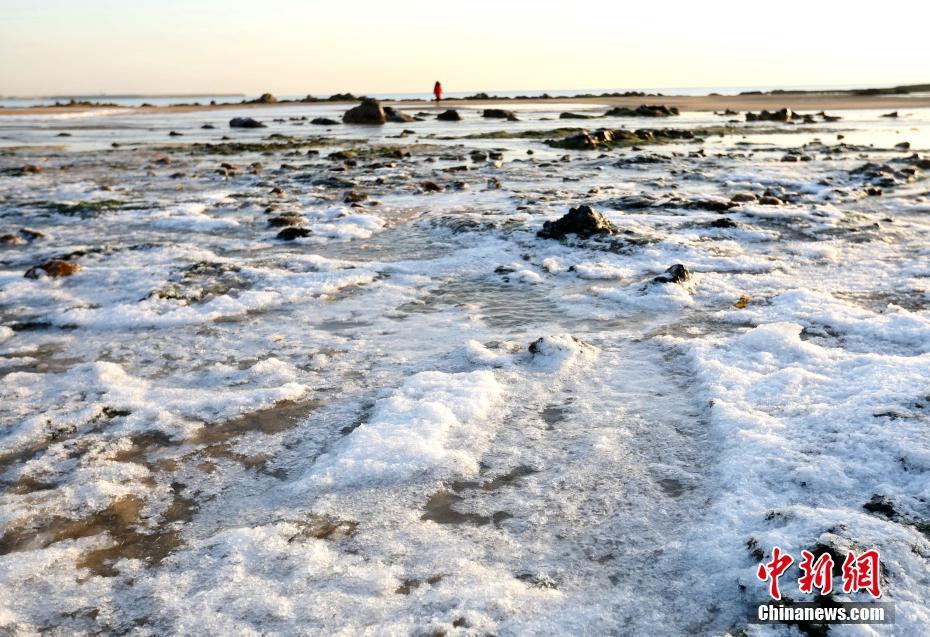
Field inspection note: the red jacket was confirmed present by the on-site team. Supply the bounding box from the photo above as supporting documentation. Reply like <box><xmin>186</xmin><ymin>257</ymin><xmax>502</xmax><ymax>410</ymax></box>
<box><xmin>433</xmin><ymin>82</ymin><xmax>443</xmax><ymax>100</ymax></box>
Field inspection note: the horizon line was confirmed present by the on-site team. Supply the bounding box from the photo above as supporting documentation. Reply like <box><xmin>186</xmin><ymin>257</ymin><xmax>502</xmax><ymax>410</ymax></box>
<box><xmin>3</xmin><ymin>81</ymin><xmax>929</xmax><ymax>101</ymax></box>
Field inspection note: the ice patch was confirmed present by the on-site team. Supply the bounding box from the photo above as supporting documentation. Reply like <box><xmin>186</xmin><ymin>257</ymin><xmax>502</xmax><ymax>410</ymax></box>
<box><xmin>301</xmin><ymin>370</ymin><xmax>503</xmax><ymax>487</ymax></box>
<box><xmin>0</xmin><ymin>358</ymin><xmax>309</xmax><ymax>450</ymax></box>
<box><xmin>527</xmin><ymin>334</ymin><xmax>596</xmax><ymax>371</ymax></box>
<box><xmin>310</xmin><ymin>213</ymin><xmax>385</xmax><ymax>240</ymax></box>
<box><xmin>662</xmin><ymin>321</ymin><xmax>930</xmax><ymax>628</ymax></box>
<box><xmin>570</xmin><ymin>262</ymin><xmax>635</xmax><ymax>280</ymax></box>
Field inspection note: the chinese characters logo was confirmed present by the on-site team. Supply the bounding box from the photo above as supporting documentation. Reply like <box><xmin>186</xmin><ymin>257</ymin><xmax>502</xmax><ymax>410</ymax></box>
<box><xmin>757</xmin><ymin>547</ymin><xmax>882</xmax><ymax>600</ymax></box>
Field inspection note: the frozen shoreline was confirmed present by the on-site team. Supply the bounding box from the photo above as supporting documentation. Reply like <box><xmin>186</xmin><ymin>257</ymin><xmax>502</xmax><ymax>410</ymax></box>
<box><xmin>1</xmin><ymin>102</ymin><xmax>929</xmax><ymax>635</ymax></box>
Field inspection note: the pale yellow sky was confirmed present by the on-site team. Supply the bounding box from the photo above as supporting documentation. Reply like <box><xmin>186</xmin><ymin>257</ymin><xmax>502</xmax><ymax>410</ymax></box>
<box><xmin>2</xmin><ymin>0</ymin><xmax>927</xmax><ymax>96</ymax></box>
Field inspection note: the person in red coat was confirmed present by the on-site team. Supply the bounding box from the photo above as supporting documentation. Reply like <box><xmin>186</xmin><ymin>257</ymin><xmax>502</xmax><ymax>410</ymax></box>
<box><xmin>433</xmin><ymin>81</ymin><xmax>443</xmax><ymax>104</ymax></box>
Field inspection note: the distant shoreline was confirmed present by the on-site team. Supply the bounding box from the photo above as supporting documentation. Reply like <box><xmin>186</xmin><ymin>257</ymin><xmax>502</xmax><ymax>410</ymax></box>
<box><xmin>2</xmin><ymin>90</ymin><xmax>929</xmax><ymax>117</ymax></box>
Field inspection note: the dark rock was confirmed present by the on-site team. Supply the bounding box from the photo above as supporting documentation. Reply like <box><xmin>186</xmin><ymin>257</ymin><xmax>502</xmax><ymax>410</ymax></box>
<box><xmin>745</xmin><ymin>108</ymin><xmax>795</xmax><ymax>122</ymax></box>
<box><xmin>881</xmin><ymin>111</ymin><xmax>898</xmax><ymax>118</ymax></box>
<box><xmin>730</xmin><ymin>192</ymin><xmax>758</xmax><ymax>203</ymax></box>
<box><xmin>24</xmin><ymin>259</ymin><xmax>81</xmax><ymax>279</ymax></box>
<box><xmin>18</xmin><ymin>228</ymin><xmax>46</xmax><ymax>241</ymax></box>
<box><xmin>201</xmin><ymin>123</ymin><xmax>215</xmax><ymax>129</ymax></box>
<box><xmin>483</xmin><ymin>109</ymin><xmax>518</xmax><ymax>121</ymax></box>
<box><xmin>863</xmin><ymin>495</ymin><xmax>896</xmax><ymax>518</ymax></box>
<box><xmin>1</xmin><ymin>234</ymin><xmax>25</xmax><ymax>245</ymax></box>
<box><xmin>758</xmin><ymin>195</ymin><xmax>784</xmax><ymax>205</ymax></box>
<box><xmin>537</xmin><ymin>205</ymin><xmax>618</xmax><ymax>240</ymax></box>
<box><xmin>605</xmin><ymin>104</ymin><xmax>679</xmax><ymax>117</ymax></box>
<box><xmin>168</xmin><ymin>131</ymin><xmax>183</xmax><ymax>137</ymax></box>
<box><xmin>420</xmin><ymin>181</ymin><xmax>443</xmax><ymax>193</ymax></box>
<box><xmin>709</xmin><ymin>218</ymin><xmax>738</xmax><ymax>228</ymax></box>
<box><xmin>652</xmin><ymin>264</ymin><xmax>692</xmax><ymax>284</ymax></box>
<box><xmin>56</xmin><ymin>132</ymin><xmax>72</xmax><ymax>137</ymax></box>
<box><xmin>895</xmin><ymin>141</ymin><xmax>911</xmax><ymax>151</ymax></box>
<box><xmin>555</xmin><ymin>129</ymin><xmax>615</xmax><ymax>150</ymax></box>
<box><xmin>559</xmin><ymin>112</ymin><xmax>594</xmax><ymax>119</ymax></box>
<box><xmin>310</xmin><ymin>117</ymin><xmax>340</xmax><ymax>126</ymax></box>
<box><xmin>342</xmin><ymin>98</ymin><xmax>387</xmax><ymax>125</ymax></box>
<box><xmin>268</xmin><ymin>215</ymin><xmax>303</xmax><ymax>227</ymax></box>
<box><xmin>276</xmin><ymin>227</ymin><xmax>312</xmax><ymax>241</ymax></box>
<box><xmin>851</xmin><ymin>161</ymin><xmax>918</xmax><ymax>187</ymax></box>
<box><xmin>343</xmin><ymin>191</ymin><xmax>368</xmax><ymax>203</ymax></box>
<box><xmin>229</xmin><ymin>117</ymin><xmax>266</xmax><ymax>129</ymax></box>
<box><xmin>680</xmin><ymin>198</ymin><xmax>735</xmax><ymax>212</ymax></box>
<box><xmin>383</xmin><ymin>106</ymin><xmax>415</xmax><ymax>123</ymax></box>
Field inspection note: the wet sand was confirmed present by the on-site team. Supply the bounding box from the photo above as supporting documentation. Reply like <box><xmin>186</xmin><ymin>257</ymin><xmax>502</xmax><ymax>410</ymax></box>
<box><xmin>2</xmin><ymin>92</ymin><xmax>930</xmax><ymax>116</ymax></box>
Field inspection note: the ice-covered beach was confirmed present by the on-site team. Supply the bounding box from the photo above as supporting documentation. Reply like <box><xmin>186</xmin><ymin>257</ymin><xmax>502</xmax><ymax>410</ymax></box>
<box><xmin>1</xmin><ymin>100</ymin><xmax>929</xmax><ymax>635</ymax></box>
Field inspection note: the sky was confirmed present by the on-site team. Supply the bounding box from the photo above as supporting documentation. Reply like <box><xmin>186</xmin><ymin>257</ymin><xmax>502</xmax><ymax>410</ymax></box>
<box><xmin>1</xmin><ymin>0</ymin><xmax>928</xmax><ymax>97</ymax></box>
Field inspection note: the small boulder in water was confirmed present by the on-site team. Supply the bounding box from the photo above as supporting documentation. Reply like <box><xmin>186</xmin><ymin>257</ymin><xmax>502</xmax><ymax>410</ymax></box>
<box><xmin>229</xmin><ymin>117</ymin><xmax>266</xmax><ymax>129</ymax></box>
<box><xmin>342</xmin><ymin>98</ymin><xmax>387</xmax><ymax>125</ymax></box>
<box><xmin>758</xmin><ymin>195</ymin><xmax>784</xmax><ymax>205</ymax></box>
<box><xmin>437</xmin><ymin>109</ymin><xmax>462</xmax><ymax>121</ymax></box>
<box><xmin>383</xmin><ymin>106</ymin><xmax>415</xmax><ymax>123</ymax></box>
<box><xmin>552</xmin><ymin>129</ymin><xmax>614</xmax><ymax>150</ymax></box>
<box><xmin>482</xmin><ymin>108</ymin><xmax>518</xmax><ymax>121</ymax></box>
<box><xmin>268</xmin><ymin>215</ymin><xmax>303</xmax><ymax>228</ymax></box>
<box><xmin>310</xmin><ymin>117</ymin><xmax>340</xmax><ymax>126</ymax></box>
<box><xmin>537</xmin><ymin>205</ymin><xmax>618</xmax><ymax>240</ymax></box>
<box><xmin>745</xmin><ymin>108</ymin><xmax>794</xmax><ymax>122</ymax></box>
<box><xmin>343</xmin><ymin>190</ymin><xmax>368</xmax><ymax>204</ymax></box>
<box><xmin>604</xmin><ymin>104</ymin><xmax>679</xmax><ymax>117</ymax></box>
<box><xmin>652</xmin><ymin>264</ymin><xmax>692</xmax><ymax>285</ymax></box>
<box><xmin>276</xmin><ymin>227</ymin><xmax>312</xmax><ymax>241</ymax></box>
<box><xmin>25</xmin><ymin>259</ymin><xmax>81</xmax><ymax>279</ymax></box>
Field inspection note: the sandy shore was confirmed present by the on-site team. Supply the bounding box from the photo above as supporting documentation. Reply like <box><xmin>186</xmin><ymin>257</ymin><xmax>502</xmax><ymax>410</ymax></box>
<box><xmin>2</xmin><ymin>93</ymin><xmax>929</xmax><ymax>117</ymax></box>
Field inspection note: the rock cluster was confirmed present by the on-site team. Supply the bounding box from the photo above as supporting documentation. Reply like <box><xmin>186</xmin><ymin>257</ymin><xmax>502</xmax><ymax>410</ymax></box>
<box><xmin>605</xmin><ymin>104</ymin><xmax>679</xmax><ymax>117</ymax></box>
<box><xmin>537</xmin><ymin>205</ymin><xmax>618</xmax><ymax>239</ymax></box>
